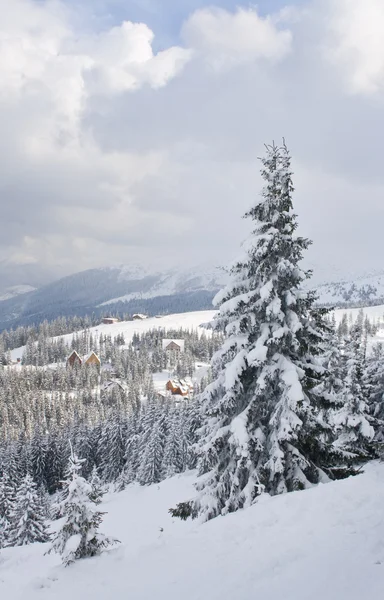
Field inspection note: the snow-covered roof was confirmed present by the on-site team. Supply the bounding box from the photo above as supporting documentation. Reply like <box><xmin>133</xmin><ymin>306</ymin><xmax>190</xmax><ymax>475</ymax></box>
<box><xmin>66</xmin><ymin>350</ymin><xmax>82</xmax><ymax>362</ymax></box>
<box><xmin>162</xmin><ymin>339</ymin><xmax>185</xmax><ymax>352</ymax></box>
<box><xmin>166</xmin><ymin>378</ymin><xmax>192</xmax><ymax>395</ymax></box>
<box><xmin>133</xmin><ymin>313</ymin><xmax>148</xmax><ymax>320</ymax></box>
<box><xmin>83</xmin><ymin>351</ymin><xmax>100</xmax><ymax>363</ymax></box>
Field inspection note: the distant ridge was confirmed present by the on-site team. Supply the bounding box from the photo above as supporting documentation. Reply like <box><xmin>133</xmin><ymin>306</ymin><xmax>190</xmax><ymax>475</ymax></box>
<box><xmin>2</xmin><ymin>262</ymin><xmax>384</xmax><ymax>330</ymax></box>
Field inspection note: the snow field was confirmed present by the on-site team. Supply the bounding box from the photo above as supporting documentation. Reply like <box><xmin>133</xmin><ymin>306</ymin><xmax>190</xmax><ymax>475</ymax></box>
<box><xmin>10</xmin><ymin>310</ymin><xmax>217</xmax><ymax>362</ymax></box>
<box><xmin>9</xmin><ymin>305</ymin><xmax>384</xmax><ymax>364</ymax></box>
<box><xmin>1</xmin><ymin>463</ymin><xmax>384</xmax><ymax>600</ymax></box>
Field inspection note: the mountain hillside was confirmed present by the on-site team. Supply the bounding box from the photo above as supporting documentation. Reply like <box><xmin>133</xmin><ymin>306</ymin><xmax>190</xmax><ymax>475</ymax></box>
<box><xmin>2</xmin><ymin>463</ymin><xmax>384</xmax><ymax>600</ymax></box>
<box><xmin>0</xmin><ymin>285</ymin><xmax>36</xmax><ymax>302</ymax></box>
<box><xmin>315</xmin><ymin>271</ymin><xmax>384</xmax><ymax>307</ymax></box>
<box><xmin>3</xmin><ymin>263</ymin><xmax>384</xmax><ymax>331</ymax></box>
<box><xmin>0</xmin><ymin>264</ymin><xmax>226</xmax><ymax>330</ymax></box>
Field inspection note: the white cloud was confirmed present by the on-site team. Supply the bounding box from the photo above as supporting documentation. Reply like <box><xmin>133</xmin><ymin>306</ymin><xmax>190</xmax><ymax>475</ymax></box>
<box><xmin>182</xmin><ymin>7</ymin><xmax>292</xmax><ymax>70</ymax></box>
<box><xmin>1</xmin><ymin>0</ymin><xmax>384</xmax><ymax>280</ymax></box>
<box><xmin>0</xmin><ymin>0</ymin><xmax>191</xmax><ymax>142</ymax></box>
<box><xmin>325</xmin><ymin>0</ymin><xmax>384</xmax><ymax>95</ymax></box>
<box><xmin>71</xmin><ymin>21</ymin><xmax>192</xmax><ymax>94</ymax></box>
<box><xmin>0</xmin><ymin>0</ymin><xmax>192</xmax><ymax>269</ymax></box>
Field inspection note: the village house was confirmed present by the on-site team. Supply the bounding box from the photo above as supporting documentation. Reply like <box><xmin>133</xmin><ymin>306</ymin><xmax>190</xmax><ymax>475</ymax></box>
<box><xmin>66</xmin><ymin>350</ymin><xmax>101</xmax><ymax>369</ymax></box>
<box><xmin>132</xmin><ymin>313</ymin><xmax>148</xmax><ymax>321</ymax></box>
<box><xmin>83</xmin><ymin>351</ymin><xmax>101</xmax><ymax>367</ymax></box>
<box><xmin>162</xmin><ymin>339</ymin><xmax>185</xmax><ymax>364</ymax></box>
<box><xmin>166</xmin><ymin>378</ymin><xmax>193</xmax><ymax>398</ymax></box>
<box><xmin>102</xmin><ymin>317</ymin><xmax>119</xmax><ymax>325</ymax></box>
<box><xmin>66</xmin><ymin>350</ymin><xmax>82</xmax><ymax>368</ymax></box>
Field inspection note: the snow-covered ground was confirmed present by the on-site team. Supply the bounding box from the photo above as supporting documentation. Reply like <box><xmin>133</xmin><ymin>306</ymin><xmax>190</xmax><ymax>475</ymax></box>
<box><xmin>10</xmin><ymin>305</ymin><xmax>384</xmax><ymax>363</ymax></box>
<box><xmin>316</xmin><ymin>272</ymin><xmax>384</xmax><ymax>306</ymax></box>
<box><xmin>333</xmin><ymin>303</ymin><xmax>384</xmax><ymax>325</ymax></box>
<box><xmin>2</xmin><ymin>463</ymin><xmax>384</xmax><ymax>600</ymax></box>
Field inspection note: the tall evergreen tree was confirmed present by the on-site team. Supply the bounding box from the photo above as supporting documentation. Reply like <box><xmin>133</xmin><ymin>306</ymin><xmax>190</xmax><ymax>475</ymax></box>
<box><xmin>172</xmin><ymin>142</ymin><xmax>349</xmax><ymax>523</ymax></box>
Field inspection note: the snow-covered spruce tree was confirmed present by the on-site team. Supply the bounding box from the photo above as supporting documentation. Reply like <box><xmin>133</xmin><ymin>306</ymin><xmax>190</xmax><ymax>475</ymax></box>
<box><xmin>161</xmin><ymin>408</ymin><xmax>185</xmax><ymax>479</ymax></box>
<box><xmin>0</xmin><ymin>471</ymin><xmax>16</xmax><ymax>548</ymax></box>
<box><xmin>172</xmin><ymin>141</ymin><xmax>349</xmax><ymax>523</ymax></box>
<box><xmin>138</xmin><ymin>420</ymin><xmax>167</xmax><ymax>485</ymax></box>
<box><xmin>333</xmin><ymin>328</ymin><xmax>375</xmax><ymax>463</ymax></box>
<box><xmin>115</xmin><ymin>413</ymin><xmax>141</xmax><ymax>490</ymax></box>
<box><xmin>309</xmin><ymin>320</ymin><xmax>356</xmax><ymax>477</ymax></box>
<box><xmin>89</xmin><ymin>466</ymin><xmax>105</xmax><ymax>505</ymax></box>
<box><xmin>48</xmin><ymin>449</ymin><xmax>118</xmax><ymax>566</ymax></box>
<box><xmin>364</xmin><ymin>343</ymin><xmax>384</xmax><ymax>452</ymax></box>
<box><xmin>6</xmin><ymin>474</ymin><xmax>50</xmax><ymax>547</ymax></box>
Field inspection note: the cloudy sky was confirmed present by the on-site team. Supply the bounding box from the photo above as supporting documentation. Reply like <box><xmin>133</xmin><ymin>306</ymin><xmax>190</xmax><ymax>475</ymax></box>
<box><xmin>1</xmin><ymin>0</ymin><xmax>384</xmax><ymax>282</ymax></box>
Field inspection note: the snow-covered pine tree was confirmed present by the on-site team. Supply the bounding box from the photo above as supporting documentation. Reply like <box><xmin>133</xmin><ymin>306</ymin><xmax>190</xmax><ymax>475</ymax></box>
<box><xmin>99</xmin><ymin>411</ymin><xmax>127</xmax><ymax>483</ymax></box>
<box><xmin>115</xmin><ymin>413</ymin><xmax>141</xmax><ymax>490</ymax></box>
<box><xmin>333</xmin><ymin>327</ymin><xmax>375</xmax><ymax>463</ymax></box>
<box><xmin>89</xmin><ymin>466</ymin><xmax>105</xmax><ymax>505</ymax></box>
<box><xmin>309</xmin><ymin>320</ymin><xmax>354</xmax><ymax>477</ymax></box>
<box><xmin>138</xmin><ymin>402</ymin><xmax>168</xmax><ymax>485</ymax></box>
<box><xmin>48</xmin><ymin>449</ymin><xmax>118</xmax><ymax>566</ymax></box>
<box><xmin>364</xmin><ymin>343</ymin><xmax>384</xmax><ymax>451</ymax></box>
<box><xmin>172</xmin><ymin>141</ymin><xmax>348</xmax><ymax>523</ymax></box>
<box><xmin>0</xmin><ymin>471</ymin><xmax>16</xmax><ymax>547</ymax></box>
<box><xmin>6</xmin><ymin>474</ymin><xmax>50</xmax><ymax>547</ymax></box>
<box><xmin>162</xmin><ymin>408</ymin><xmax>184</xmax><ymax>478</ymax></box>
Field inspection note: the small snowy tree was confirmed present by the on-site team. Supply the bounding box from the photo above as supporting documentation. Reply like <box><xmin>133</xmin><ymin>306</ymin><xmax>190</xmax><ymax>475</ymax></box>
<box><xmin>172</xmin><ymin>141</ymin><xmax>349</xmax><ymax>523</ymax></box>
<box><xmin>6</xmin><ymin>474</ymin><xmax>50</xmax><ymax>547</ymax></box>
<box><xmin>89</xmin><ymin>466</ymin><xmax>105</xmax><ymax>505</ymax></box>
<box><xmin>48</xmin><ymin>449</ymin><xmax>118</xmax><ymax>566</ymax></box>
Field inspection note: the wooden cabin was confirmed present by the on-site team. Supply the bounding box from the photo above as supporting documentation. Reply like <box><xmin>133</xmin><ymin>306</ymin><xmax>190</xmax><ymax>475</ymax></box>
<box><xmin>166</xmin><ymin>379</ymin><xmax>191</xmax><ymax>397</ymax></box>
<box><xmin>83</xmin><ymin>351</ymin><xmax>101</xmax><ymax>368</ymax></box>
<box><xmin>133</xmin><ymin>313</ymin><xmax>147</xmax><ymax>321</ymax></box>
<box><xmin>66</xmin><ymin>350</ymin><xmax>82</xmax><ymax>368</ymax></box>
<box><xmin>102</xmin><ymin>317</ymin><xmax>119</xmax><ymax>325</ymax></box>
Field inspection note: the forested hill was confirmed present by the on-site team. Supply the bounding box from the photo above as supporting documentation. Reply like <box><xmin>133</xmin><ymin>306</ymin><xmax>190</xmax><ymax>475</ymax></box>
<box><xmin>0</xmin><ymin>264</ymin><xmax>226</xmax><ymax>331</ymax></box>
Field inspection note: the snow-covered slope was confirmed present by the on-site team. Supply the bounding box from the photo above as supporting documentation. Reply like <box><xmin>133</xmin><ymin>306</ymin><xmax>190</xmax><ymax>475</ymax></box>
<box><xmin>0</xmin><ymin>285</ymin><xmax>36</xmax><ymax>302</ymax></box>
<box><xmin>316</xmin><ymin>271</ymin><xmax>384</xmax><ymax>307</ymax></box>
<box><xmin>0</xmin><ymin>264</ymin><xmax>225</xmax><ymax>330</ymax></box>
<box><xmin>2</xmin><ymin>463</ymin><xmax>384</xmax><ymax>600</ymax></box>
<box><xmin>3</xmin><ymin>260</ymin><xmax>384</xmax><ymax>331</ymax></box>
<box><xmin>10</xmin><ymin>310</ymin><xmax>216</xmax><ymax>362</ymax></box>
<box><xmin>100</xmin><ymin>264</ymin><xmax>226</xmax><ymax>306</ymax></box>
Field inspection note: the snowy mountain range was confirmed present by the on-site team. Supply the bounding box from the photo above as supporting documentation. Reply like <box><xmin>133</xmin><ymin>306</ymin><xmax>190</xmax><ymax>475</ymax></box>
<box><xmin>0</xmin><ymin>285</ymin><xmax>36</xmax><ymax>302</ymax></box>
<box><xmin>2</xmin><ymin>262</ymin><xmax>384</xmax><ymax>331</ymax></box>
<box><xmin>0</xmin><ymin>263</ymin><xmax>227</xmax><ymax>330</ymax></box>
<box><xmin>315</xmin><ymin>271</ymin><xmax>384</xmax><ymax>307</ymax></box>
